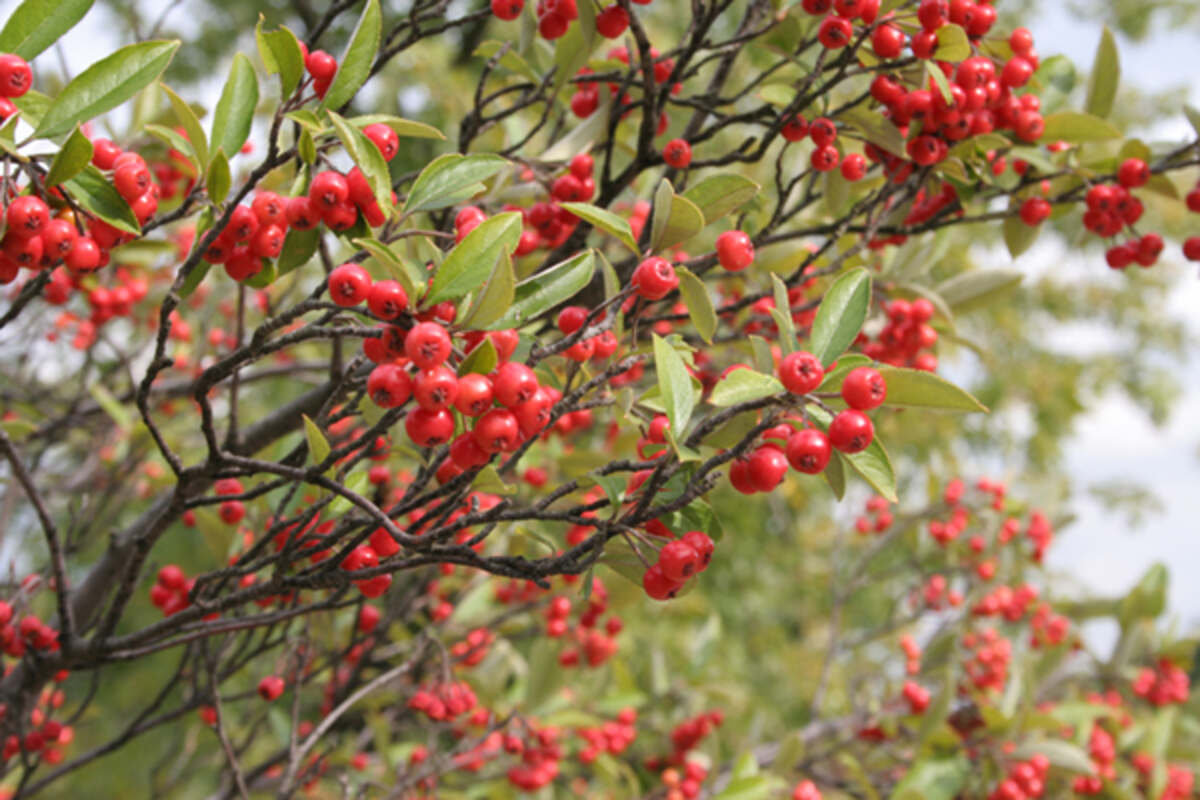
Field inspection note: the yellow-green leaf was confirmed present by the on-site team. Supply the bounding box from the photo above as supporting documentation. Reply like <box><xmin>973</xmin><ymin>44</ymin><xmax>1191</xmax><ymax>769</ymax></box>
<box><xmin>44</xmin><ymin>126</ymin><xmax>93</xmax><ymax>186</ymax></box>
<box><xmin>322</xmin><ymin>0</ymin><xmax>381</xmax><ymax>110</ymax></box>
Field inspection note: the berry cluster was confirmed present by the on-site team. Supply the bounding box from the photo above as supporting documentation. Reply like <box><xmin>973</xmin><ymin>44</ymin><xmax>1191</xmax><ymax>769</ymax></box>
<box><xmin>1132</xmin><ymin>658</ymin><xmax>1190</xmax><ymax>706</ymax></box>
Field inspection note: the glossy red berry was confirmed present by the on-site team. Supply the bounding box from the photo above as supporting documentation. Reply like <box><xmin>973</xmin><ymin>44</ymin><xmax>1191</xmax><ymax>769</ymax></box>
<box><xmin>367</xmin><ymin>364</ymin><xmax>413</xmax><ymax>408</ymax></box>
<box><xmin>778</xmin><ymin>351</ymin><xmax>824</xmax><ymax>394</ymax></box>
<box><xmin>658</xmin><ymin>540</ymin><xmax>700</xmax><ymax>582</ymax></box>
<box><xmin>595</xmin><ymin>5</ymin><xmax>630</xmax><ymax>37</ymax></box>
<box><xmin>0</xmin><ymin>54</ymin><xmax>32</xmax><ymax>98</ymax></box>
<box><xmin>781</xmin><ymin>114</ymin><xmax>809</xmax><ymax>142</ymax></box>
<box><xmin>828</xmin><ymin>409</ymin><xmax>874</xmax><ymax>453</ymax></box>
<box><xmin>817</xmin><ymin>15</ymin><xmax>853</xmax><ymax>49</ymax></box>
<box><xmin>1184</xmin><ymin>237</ymin><xmax>1200</xmax><ymax>262</ymax></box>
<box><xmin>492</xmin><ymin>362</ymin><xmax>539</xmax><ymax>408</ymax></box>
<box><xmin>405</xmin><ymin>408</ymin><xmax>455</xmax><ymax>447</ymax></box>
<box><xmin>786</xmin><ymin>429</ymin><xmax>832</xmax><ymax>474</ymax></box>
<box><xmin>811</xmin><ymin>145</ymin><xmax>840</xmax><ymax>172</ymax></box>
<box><xmin>6</xmin><ymin>196</ymin><xmax>50</xmax><ymax>239</ymax></box>
<box><xmin>871</xmin><ymin>23</ymin><xmax>905</xmax><ymax>58</ymax></box>
<box><xmin>472</xmin><ymin>408</ymin><xmax>521</xmax><ymax>453</ymax></box>
<box><xmin>113</xmin><ymin>162</ymin><xmax>151</xmax><ymax>202</ymax></box>
<box><xmin>257</xmin><ymin>676</ymin><xmax>285</xmax><ymax>702</ymax></box>
<box><xmin>1019</xmin><ymin>197</ymin><xmax>1051</xmax><ymax>226</ymax></box>
<box><xmin>367</xmin><ymin>280</ymin><xmax>408</xmax><ymax>320</ymax></box>
<box><xmin>413</xmin><ymin>366</ymin><xmax>460</xmax><ymax>411</ymax></box>
<box><xmin>455</xmin><ymin>373</ymin><xmax>494</xmax><ymax>417</ymax></box>
<box><xmin>642</xmin><ymin>564</ymin><xmax>684</xmax><ymax>601</ymax></box>
<box><xmin>715</xmin><ymin>230</ymin><xmax>754</xmax><ymax>271</ymax></box>
<box><xmin>64</xmin><ymin>237</ymin><xmax>101</xmax><ymax>273</ymax></box>
<box><xmin>631</xmin><ymin>257</ymin><xmax>678</xmax><ymax>301</ymax></box>
<box><xmin>328</xmin><ymin>263</ymin><xmax>372</xmax><ymax>306</ymax></box>
<box><xmin>305</xmin><ymin>50</ymin><xmax>338</xmax><ymax>82</ymax></box>
<box><xmin>840</xmin><ymin>153</ymin><xmax>867</xmax><ymax>181</ymax></box>
<box><xmin>747</xmin><ymin>446</ymin><xmax>789</xmax><ymax>492</ymax></box>
<box><xmin>1117</xmin><ymin>158</ymin><xmax>1150</xmax><ymax>189</ymax></box>
<box><xmin>310</xmin><ymin>171</ymin><xmax>350</xmax><ymax>212</ymax></box>
<box><xmin>363</xmin><ymin>123</ymin><xmax>400</xmax><ymax>161</ymax></box>
<box><xmin>663</xmin><ymin>139</ymin><xmax>692</xmax><ymax>168</ymax></box>
<box><xmin>405</xmin><ymin>322</ymin><xmax>452</xmax><ymax>369</ymax></box>
<box><xmin>841</xmin><ymin>367</ymin><xmax>886</xmax><ymax>410</ymax></box>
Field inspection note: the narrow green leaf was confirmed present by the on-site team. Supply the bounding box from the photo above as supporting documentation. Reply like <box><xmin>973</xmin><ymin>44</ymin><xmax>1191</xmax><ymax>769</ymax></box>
<box><xmin>560</xmin><ymin>201</ymin><xmax>638</xmax><ymax>254</ymax></box>
<box><xmin>461</xmin><ymin>251</ymin><xmax>516</xmax><ymax>329</ymax></box>
<box><xmin>207</xmin><ymin>149</ymin><xmax>231</xmax><ymax>204</ymax></box>
<box><xmin>1040</xmin><ymin>111</ymin><xmax>1122</xmax><ymax>143</ymax></box>
<box><xmin>297</xmin><ymin>128</ymin><xmax>316</xmax><ymax>164</ymax></box>
<box><xmin>458</xmin><ymin>336</ymin><xmax>498</xmax><ymax>376</ymax></box>
<box><xmin>403</xmin><ymin>153</ymin><xmax>508</xmax><ymax>214</ymax></box>
<box><xmin>1118</xmin><ymin>563</ymin><xmax>1168</xmax><ymax>624</ymax></box>
<box><xmin>277</xmin><ymin>227</ymin><xmax>320</xmax><ymax>276</ymax></box>
<box><xmin>303</xmin><ymin>414</ymin><xmax>331</xmax><ymax>464</ymax></box>
<box><xmin>824</xmin><ymin>451</ymin><xmax>847</xmax><ymax>499</ymax></box>
<box><xmin>809</xmin><ymin>267</ymin><xmax>871</xmax><ymax>366</ymax></box>
<box><xmin>1002</xmin><ymin>215</ymin><xmax>1040</xmax><ymax>258</ymax></box>
<box><xmin>179</xmin><ymin>262</ymin><xmax>212</xmax><ymax>299</ymax></box>
<box><xmin>322</xmin><ymin>0</ymin><xmax>381</xmax><ymax>110</ymax></box>
<box><xmin>936</xmin><ymin>269</ymin><xmax>1022</xmax><ymax>311</ymax></box>
<box><xmin>255</xmin><ymin>18</ymin><xmax>304</xmax><ymax>98</ymax></box>
<box><xmin>210</xmin><ymin>53</ymin><xmax>258</xmax><ymax>164</ymax></box>
<box><xmin>471</xmin><ymin>465</ymin><xmax>516</xmax><ymax>495</ymax></box>
<box><xmin>0</xmin><ymin>0</ymin><xmax>93</xmax><ymax>61</ymax></box>
<box><xmin>162</xmin><ymin>84</ymin><xmax>208</xmax><ymax>170</ymax></box>
<box><xmin>352</xmin><ymin>237</ymin><xmax>423</xmax><ymax>301</ymax></box>
<box><xmin>676</xmin><ymin>267</ymin><xmax>716</xmax><ymax>344</ymax></box>
<box><xmin>1010</xmin><ymin>740</ymin><xmax>1092</xmax><ymax>774</ymax></box>
<box><xmin>489</xmin><ymin>250</ymin><xmax>595</xmax><ymax>329</ymax></box>
<box><xmin>243</xmin><ymin>257</ymin><xmax>275</xmax><ymax>288</ymax></box>
<box><xmin>145</xmin><ymin>123</ymin><xmax>198</xmax><ymax>174</ymax></box>
<box><xmin>473</xmin><ymin>40</ymin><xmax>541</xmax><ymax>84</ymax></box>
<box><xmin>63</xmin><ymin>165</ymin><xmax>139</xmax><ymax>234</ymax></box>
<box><xmin>1084</xmin><ymin>27</ymin><xmax>1120</xmax><ymax>119</ymax></box>
<box><xmin>681</xmin><ymin>174</ymin><xmax>759</xmax><ymax>224</ymax></box>
<box><xmin>427</xmin><ymin>212</ymin><xmax>521</xmax><ymax>304</ymax></box>
<box><xmin>890</xmin><ymin>756</ymin><xmax>969</xmax><ymax>800</ymax></box>
<box><xmin>875</xmin><ymin>366</ymin><xmax>987</xmax><ymax>412</ymax></box>
<box><xmin>328</xmin><ymin>110</ymin><xmax>392</xmax><ymax>211</ymax></box>
<box><xmin>650</xmin><ymin>179</ymin><xmax>705</xmax><ymax>252</ymax></box>
<box><xmin>708</xmin><ymin>368</ymin><xmax>783</xmax><ymax>407</ymax></box>
<box><xmin>551</xmin><ymin>0</ymin><xmax>596</xmax><ymax>95</ymax></box>
<box><xmin>350</xmin><ymin>113</ymin><xmax>445</xmax><ymax>140</ymax></box>
<box><xmin>839</xmin><ymin>105</ymin><xmax>906</xmax><ymax>158</ymax></box>
<box><xmin>44</xmin><ymin>127</ymin><xmax>93</xmax><ymax>187</ymax></box>
<box><xmin>88</xmin><ymin>383</ymin><xmax>131</xmax><ymax>431</ymax></box>
<box><xmin>771</xmin><ymin>274</ymin><xmax>798</xmax><ymax>354</ymax></box>
<box><xmin>35</xmin><ymin>40</ymin><xmax>180</xmax><ymax>139</ymax></box>
<box><xmin>933</xmin><ymin>24</ymin><xmax>970</xmax><ymax>61</ymax></box>
<box><xmin>653</xmin><ymin>334</ymin><xmax>696</xmax><ymax>439</ymax></box>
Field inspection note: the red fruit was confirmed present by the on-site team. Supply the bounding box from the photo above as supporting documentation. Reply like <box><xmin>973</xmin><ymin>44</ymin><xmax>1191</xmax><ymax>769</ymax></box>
<box><xmin>309</xmin><ymin>171</ymin><xmax>350</xmax><ymax>211</ymax></box>
<box><xmin>228</xmin><ymin>205</ymin><xmax>259</xmax><ymax>241</ymax></box>
<box><xmin>91</xmin><ymin>139</ymin><xmax>122</xmax><ymax>170</ymax></box>
<box><xmin>1000</xmin><ymin>57</ymin><xmax>1034</xmax><ymax>89</ymax></box>
<box><xmin>328</xmin><ymin>262</ymin><xmax>372</xmax><ymax>306</ymax></box>
<box><xmin>450</xmin><ymin>432</ymin><xmax>490</xmax><ymax>469</ymax></box>
<box><xmin>557</xmin><ymin>305</ymin><xmax>588</xmax><ymax>334</ymax></box>
<box><xmin>811</xmin><ymin>145</ymin><xmax>840</xmax><ymax>172</ymax></box>
<box><xmin>917</xmin><ymin>0</ymin><xmax>948</xmax><ymax>30</ymax></box>
<box><xmin>569</xmin><ymin>153</ymin><xmax>594</xmax><ymax>179</ymax></box>
<box><xmin>817</xmin><ymin>15</ymin><xmax>853</xmax><ymax>48</ymax></box>
<box><xmin>305</xmin><ymin>50</ymin><xmax>338</xmax><ymax>82</ymax></box>
<box><xmin>367</xmin><ymin>364</ymin><xmax>413</xmax><ymax>408</ymax></box>
<box><xmin>224</xmin><ymin>248</ymin><xmax>262</xmax><ymax>281</ymax></box>
<box><xmin>810</xmin><ymin>118</ymin><xmax>837</xmax><ymax>147</ymax></box>
<box><xmin>747</xmin><ymin>446</ymin><xmax>789</xmax><ymax>492</ymax></box>
<box><xmin>1117</xmin><ymin>158</ymin><xmax>1149</xmax><ymax>189</ymax></box>
<box><xmin>1186</xmin><ymin>188</ymin><xmax>1200</xmax><ymax>213</ymax></box>
<box><xmin>251</xmin><ymin>224</ymin><xmax>284</xmax><ymax>258</ymax></box>
<box><xmin>404</xmin><ymin>322</ymin><xmax>452</xmax><ymax>369</ymax></box>
<box><xmin>840</xmin><ymin>153</ymin><xmax>867</xmax><ymax>181</ymax></box>
<box><xmin>358</xmin><ymin>605</ymin><xmax>382</xmax><ymax>633</ymax></box>
<box><xmin>642</xmin><ymin>564</ymin><xmax>684</xmax><ymax>601</ymax></box>
<box><xmin>786</xmin><ymin>428</ymin><xmax>832</xmax><ymax>474</ymax></box>
<box><xmin>113</xmin><ymin>162</ymin><xmax>151</xmax><ymax>202</ymax></box>
<box><xmin>0</xmin><ymin>54</ymin><xmax>32</xmax><ymax>98</ymax></box>
<box><xmin>3</xmin><ymin>232</ymin><xmax>42</xmax><ymax>269</ymax></box>
<box><xmin>413</xmin><ymin>366</ymin><xmax>459</xmax><ymax>411</ymax></box>
<box><xmin>539</xmin><ymin>12</ymin><xmax>570</xmax><ymax>40</ymax></box>
<box><xmin>778</xmin><ymin>351</ymin><xmax>824</xmax><ymax>394</ymax></box>
<box><xmin>715</xmin><ymin>230</ymin><xmax>754</xmax><ymax>271</ymax></box>
<box><xmin>363</xmin><ymin>123</ymin><xmax>399</xmax><ymax>161</ymax></box>
<box><xmin>492</xmin><ymin>362</ymin><xmax>539</xmax><ymax>408</ymax></box>
<box><xmin>841</xmin><ymin>367</ymin><xmax>886</xmax><ymax>410</ymax></box>
<box><xmin>681</xmin><ymin>531</ymin><xmax>714</xmax><ymax>569</ymax></box>
<box><xmin>781</xmin><ymin>114</ymin><xmax>809</xmax><ymax>141</ymax></box>
<box><xmin>1009</xmin><ymin>27</ymin><xmax>1034</xmax><ymax>55</ymax></box>
<box><xmin>828</xmin><ymin>409</ymin><xmax>874</xmax><ymax>453</ymax></box>
<box><xmin>405</xmin><ymin>408</ymin><xmax>455</xmax><ymax>447</ymax></box>
<box><xmin>595</xmin><ymin>5</ymin><xmax>630</xmax><ymax>37</ymax></box>
<box><xmin>1183</xmin><ymin>236</ymin><xmax>1200</xmax><ymax>261</ymax></box>
<box><xmin>663</xmin><ymin>139</ymin><xmax>692</xmax><ymax>168</ymax></box>
<box><xmin>631</xmin><ymin>256</ymin><xmax>678</xmax><ymax>300</ymax></box>
<box><xmin>41</xmin><ymin>219</ymin><xmax>78</xmax><ymax>261</ymax></box>
<box><xmin>455</xmin><ymin>373</ymin><xmax>494</xmax><ymax>417</ymax></box>
<box><xmin>1019</xmin><ymin>197</ymin><xmax>1051</xmax><ymax>226</ymax></box>
<box><xmin>6</xmin><ymin>196</ymin><xmax>49</xmax><ymax>239</ymax></box>
<box><xmin>871</xmin><ymin>23</ymin><xmax>905</xmax><ymax>58</ymax></box>
<box><xmin>285</xmin><ymin>196</ymin><xmax>320</xmax><ymax>230</ymax></box>
<box><xmin>158</xmin><ymin>565</ymin><xmax>186</xmax><ymax>590</ymax></box>
<box><xmin>658</xmin><ymin>540</ymin><xmax>700</xmax><ymax>582</ymax></box>
<box><xmin>492</xmin><ymin>0</ymin><xmax>524</xmax><ymax>19</ymax></box>
<box><xmin>367</xmin><ymin>280</ymin><xmax>408</xmax><ymax>320</ymax></box>
<box><xmin>472</xmin><ymin>408</ymin><xmax>521</xmax><ymax>453</ymax></box>
<box><xmin>257</xmin><ymin>676</ymin><xmax>285</xmax><ymax>702</ymax></box>
<box><xmin>252</xmin><ymin>192</ymin><xmax>286</xmax><ymax>226</ymax></box>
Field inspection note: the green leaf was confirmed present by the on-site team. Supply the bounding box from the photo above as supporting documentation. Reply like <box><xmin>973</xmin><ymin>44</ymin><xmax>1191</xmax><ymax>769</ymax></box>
<box><xmin>653</xmin><ymin>334</ymin><xmax>696</xmax><ymax>439</ymax></box>
<box><xmin>210</xmin><ymin>53</ymin><xmax>258</xmax><ymax>165</ymax></box>
<box><xmin>88</xmin><ymin>383</ymin><xmax>131</xmax><ymax>431</ymax></box>
<box><xmin>44</xmin><ymin>127</ymin><xmax>93</xmax><ymax>187</ymax></box>
<box><xmin>63</xmin><ymin>165</ymin><xmax>139</xmax><ymax>234</ymax></box>
<box><xmin>551</xmin><ymin>0</ymin><xmax>596</xmax><ymax>95</ymax></box>
<box><xmin>650</xmin><ymin>179</ymin><xmax>706</xmax><ymax>252</ymax></box>
<box><xmin>243</xmin><ymin>257</ymin><xmax>275</xmax><ymax>288</ymax></box>
<box><xmin>560</xmin><ymin>201</ymin><xmax>638</xmax><ymax>254</ymax></box>
<box><xmin>472</xmin><ymin>465</ymin><xmax>516</xmax><ymax>495</ymax></box>
<box><xmin>489</xmin><ymin>250</ymin><xmax>595</xmax><ymax>329</ymax></box>
<box><xmin>809</xmin><ymin>267</ymin><xmax>870</xmax><ymax>366</ymax></box>
<box><xmin>145</xmin><ymin>123</ymin><xmax>198</xmax><ymax>170</ymax></box>
<box><xmin>771</xmin><ymin>273</ymin><xmax>797</xmax><ymax>354</ymax></box>
<box><xmin>1040</xmin><ymin>111</ymin><xmax>1121</xmax><ymax>143</ymax></box>
<box><xmin>403</xmin><ymin>153</ymin><xmax>508</xmax><ymax>214</ymax></box>
<box><xmin>933</xmin><ymin>24</ymin><xmax>970</xmax><ymax>61</ymax></box>
<box><xmin>162</xmin><ymin>84</ymin><xmax>209</xmax><ymax>171</ymax></box>
<box><xmin>890</xmin><ymin>756</ymin><xmax>969</xmax><ymax>800</ymax></box>
<box><xmin>427</xmin><ymin>212</ymin><xmax>521</xmax><ymax>305</ymax></box>
<box><xmin>350</xmin><ymin>113</ymin><xmax>445</xmax><ymax>140</ymax></box>
<box><xmin>255</xmin><ymin>18</ymin><xmax>304</xmax><ymax>98</ymax></box>
<box><xmin>206</xmin><ymin>149</ymin><xmax>231</xmax><ymax>205</ymax></box>
<box><xmin>328</xmin><ymin>110</ymin><xmax>392</xmax><ymax>211</ymax></box>
<box><xmin>458</xmin><ymin>336</ymin><xmax>498</xmax><ymax>376</ymax></box>
<box><xmin>0</xmin><ymin>0</ymin><xmax>93</xmax><ymax>61</ymax></box>
<box><xmin>303</xmin><ymin>414</ymin><xmax>331</xmax><ymax>465</ymax></box>
<box><xmin>352</xmin><ymin>237</ymin><xmax>423</xmax><ymax>302</ymax></box>
<box><xmin>277</xmin><ymin>227</ymin><xmax>320</xmax><ymax>276</ymax></box>
<box><xmin>875</xmin><ymin>366</ymin><xmax>987</xmax><ymax>412</ymax></box>
<box><xmin>1002</xmin><ymin>214</ymin><xmax>1040</xmax><ymax>258</ymax></box>
<box><xmin>461</xmin><ymin>251</ymin><xmax>516</xmax><ymax>329</ymax></box>
<box><xmin>676</xmin><ymin>267</ymin><xmax>716</xmax><ymax>344</ymax></box>
<box><xmin>1084</xmin><ymin>27</ymin><xmax>1120</xmax><ymax>119</ymax></box>
<box><xmin>936</xmin><ymin>269</ymin><xmax>1022</xmax><ymax>311</ymax></box>
<box><xmin>839</xmin><ymin>105</ymin><xmax>906</xmax><ymax>158</ymax></box>
<box><xmin>1010</xmin><ymin>740</ymin><xmax>1092</xmax><ymax>773</ymax></box>
<box><xmin>708</xmin><ymin>368</ymin><xmax>782</xmax><ymax>407</ymax></box>
<box><xmin>473</xmin><ymin>41</ymin><xmax>541</xmax><ymax>84</ymax></box>
<box><xmin>681</xmin><ymin>174</ymin><xmax>760</xmax><ymax>224</ymax></box>
<box><xmin>824</xmin><ymin>451</ymin><xmax>847</xmax><ymax>499</ymax></box>
<box><xmin>297</xmin><ymin>128</ymin><xmax>316</xmax><ymax>164</ymax></box>
<box><xmin>1118</xmin><ymin>563</ymin><xmax>1167</xmax><ymax>624</ymax></box>
<box><xmin>35</xmin><ymin>40</ymin><xmax>180</xmax><ymax>139</ymax></box>
<box><xmin>322</xmin><ymin>0</ymin><xmax>381</xmax><ymax>110</ymax></box>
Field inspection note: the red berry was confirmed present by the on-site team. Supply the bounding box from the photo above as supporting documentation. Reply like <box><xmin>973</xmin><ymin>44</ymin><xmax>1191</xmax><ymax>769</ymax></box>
<box><xmin>1019</xmin><ymin>197</ymin><xmax>1051</xmax><ymax>226</ymax></box>
<box><xmin>310</xmin><ymin>171</ymin><xmax>350</xmax><ymax>212</ymax></box>
<box><xmin>257</xmin><ymin>676</ymin><xmax>285</xmax><ymax>702</ymax></box>
<box><xmin>492</xmin><ymin>362</ymin><xmax>539</xmax><ymax>408</ymax></box>
<box><xmin>663</xmin><ymin>139</ymin><xmax>692</xmax><ymax>168</ymax></box>
<box><xmin>817</xmin><ymin>15</ymin><xmax>853</xmax><ymax>49</ymax></box>
<box><xmin>472</xmin><ymin>408</ymin><xmax>520</xmax><ymax>453</ymax></box>
<box><xmin>405</xmin><ymin>408</ymin><xmax>455</xmax><ymax>447</ymax></box>
<box><xmin>642</xmin><ymin>564</ymin><xmax>684</xmax><ymax>601</ymax></box>
<box><xmin>840</xmin><ymin>153</ymin><xmax>867</xmax><ymax>181</ymax></box>
<box><xmin>871</xmin><ymin>23</ymin><xmax>905</xmax><ymax>58</ymax></box>
<box><xmin>781</xmin><ymin>114</ymin><xmax>809</xmax><ymax>142</ymax></box>
<box><xmin>405</xmin><ymin>322</ymin><xmax>452</xmax><ymax>369</ymax></box>
<box><xmin>328</xmin><ymin>263</ymin><xmax>372</xmax><ymax>306</ymax></box>
<box><xmin>681</xmin><ymin>531</ymin><xmax>714</xmax><ymax>569</ymax></box>
<box><xmin>631</xmin><ymin>257</ymin><xmax>678</xmax><ymax>300</ymax></box>
<box><xmin>367</xmin><ymin>280</ymin><xmax>408</xmax><ymax>319</ymax></box>
<box><xmin>363</xmin><ymin>123</ymin><xmax>400</xmax><ymax>161</ymax></box>
<box><xmin>1117</xmin><ymin>158</ymin><xmax>1149</xmax><ymax>189</ymax></box>
<box><xmin>252</xmin><ymin>192</ymin><xmax>286</xmax><ymax>226</ymax></box>
<box><xmin>1183</xmin><ymin>236</ymin><xmax>1200</xmax><ymax>261</ymax></box>
<box><xmin>64</xmin><ymin>237</ymin><xmax>101</xmax><ymax>273</ymax></box>
<box><xmin>715</xmin><ymin>230</ymin><xmax>754</xmax><ymax>271</ymax></box>
<box><xmin>811</xmin><ymin>145</ymin><xmax>840</xmax><ymax>172</ymax></box>
<box><xmin>747</xmin><ymin>446</ymin><xmax>789</xmax><ymax>492</ymax></box>
<box><xmin>786</xmin><ymin>429</ymin><xmax>832</xmax><ymax>474</ymax></box>
<box><xmin>828</xmin><ymin>409</ymin><xmax>874</xmax><ymax>453</ymax></box>
<box><xmin>455</xmin><ymin>373</ymin><xmax>494</xmax><ymax>417</ymax></box>
<box><xmin>658</xmin><ymin>540</ymin><xmax>700</xmax><ymax>582</ymax></box>
<box><xmin>367</xmin><ymin>364</ymin><xmax>412</xmax><ymax>408</ymax></box>
<box><xmin>413</xmin><ymin>366</ymin><xmax>459</xmax><ymax>411</ymax></box>
<box><xmin>6</xmin><ymin>196</ymin><xmax>49</xmax><ymax>239</ymax></box>
<box><xmin>596</xmin><ymin>5</ymin><xmax>630</xmax><ymax>37</ymax></box>
<box><xmin>841</xmin><ymin>367</ymin><xmax>886</xmax><ymax>410</ymax></box>
<box><xmin>778</xmin><ymin>351</ymin><xmax>824</xmax><ymax>394</ymax></box>
<box><xmin>0</xmin><ymin>54</ymin><xmax>32</xmax><ymax>98</ymax></box>
<box><xmin>305</xmin><ymin>50</ymin><xmax>338</xmax><ymax>82</ymax></box>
